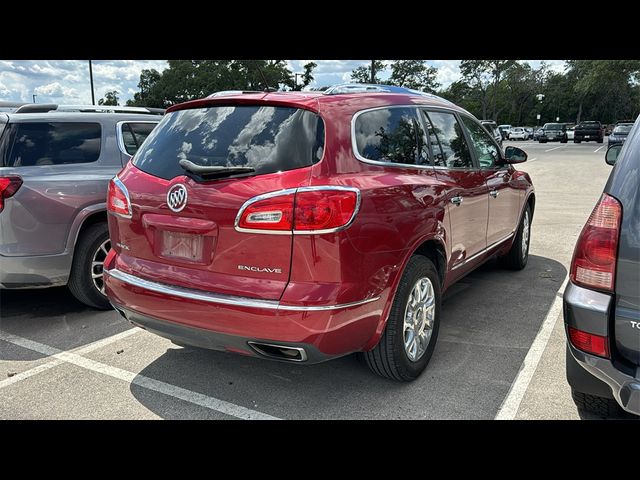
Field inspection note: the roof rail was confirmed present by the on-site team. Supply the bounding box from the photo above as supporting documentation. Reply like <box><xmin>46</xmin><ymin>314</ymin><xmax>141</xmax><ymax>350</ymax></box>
<box><xmin>12</xmin><ymin>104</ymin><xmax>164</xmax><ymax>115</ymax></box>
<box><xmin>206</xmin><ymin>90</ymin><xmax>262</xmax><ymax>98</ymax></box>
<box><xmin>14</xmin><ymin>103</ymin><xmax>58</xmax><ymax>113</ymax></box>
<box><xmin>322</xmin><ymin>83</ymin><xmax>456</xmax><ymax>105</ymax></box>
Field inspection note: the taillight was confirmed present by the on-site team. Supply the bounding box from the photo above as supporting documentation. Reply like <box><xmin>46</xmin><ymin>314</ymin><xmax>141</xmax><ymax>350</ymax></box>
<box><xmin>236</xmin><ymin>187</ymin><xmax>360</xmax><ymax>234</ymax></box>
<box><xmin>0</xmin><ymin>176</ymin><xmax>22</xmax><ymax>213</ymax></box>
<box><xmin>568</xmin><ymin>326</ymin><xmax>609</xmax><ymax>358</ymax></box>
<box><xmin>237</xmin><ymin>192</ymin><xmax>295</xmax><ymax>232</ymax></box>
<box><xmin>107</xmin><ymin>177</ymin><xmax>132</xmax><ymax>218</ymax></box>
<box><xmin>570</xmin><ymin>193</ymin><xmax>621</xmax><ymax>292</ymax></box>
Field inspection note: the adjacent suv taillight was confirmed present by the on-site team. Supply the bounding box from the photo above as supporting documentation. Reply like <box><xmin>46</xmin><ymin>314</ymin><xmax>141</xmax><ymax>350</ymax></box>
<box><xmin>570</xmin><ymin>193</ymin><xmax>622</xmax><ymax>292</ymax></box>
<box><xmin>236</xmin><ymin>187</ymin><xmax>360</xmax><ymax>234</ymax></box>
<box><xmin>568</xmin><ymin>326</ymin><xmax>609</xmax><ymax>358</ymax></box>
<box><xmin>107</xmin><ymin>177</ymin><xmax>132</xmax><ymax>218</ymax></box>
<box><xmin>0</xmin><ymin>176</ymin><xmax>22</xmax><ymax>213</ymax></box>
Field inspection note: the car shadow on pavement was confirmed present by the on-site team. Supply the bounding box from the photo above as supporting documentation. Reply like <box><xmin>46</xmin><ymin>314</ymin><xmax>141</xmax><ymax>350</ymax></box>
<box><xmin>130</xmin><ymin>254</ymin><xmax>570</xmax><ymax>420</ymax></box>
<box><xmin>0</xmin><ymin>287</ymin><xmax>130</xmax><ymax>361</ymax></box>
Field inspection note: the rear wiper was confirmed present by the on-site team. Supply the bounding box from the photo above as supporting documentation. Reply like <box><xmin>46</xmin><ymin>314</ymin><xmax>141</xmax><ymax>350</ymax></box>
<box><xmin>179</xmin><ymin>159</ymin><xmax>255</xmax><ymax>176</ymax></box>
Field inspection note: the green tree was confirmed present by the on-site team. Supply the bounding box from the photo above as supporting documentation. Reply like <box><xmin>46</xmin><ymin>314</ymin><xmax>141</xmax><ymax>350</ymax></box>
<box><xmin>459</xmin><ymin>60</ymin><xmax>516</xmax><ymax>119</ymax></box>
<box><xmin>98</xmin><ymin>90</ymin><xmax>119</xmax><ymax>106</ymax></box>
<box><xmin>126</xmin><ymin>69</ymin><xmax>162</xmax><ymax>107</ymax></box>
<box><xmin>388</xmin><ymin>60</ymin><xmax>440</xmax><ymax>92</ymax></box>
<box><xmin>351</xmin><ymin>60</ymin><xmax>386</xmax><ymax>83</ymax></box>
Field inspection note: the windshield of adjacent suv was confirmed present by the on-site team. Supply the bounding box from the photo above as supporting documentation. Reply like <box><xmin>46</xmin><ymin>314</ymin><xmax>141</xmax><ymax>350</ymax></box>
<box><xmin>133</xmin><ymin>105</ymin><xmax>325</xmax><ymax>181</ymax></box>
<box><xmin>613</xmin><ymin>125</ymin><xmax>632</xmax><ymax>134</ymax></box>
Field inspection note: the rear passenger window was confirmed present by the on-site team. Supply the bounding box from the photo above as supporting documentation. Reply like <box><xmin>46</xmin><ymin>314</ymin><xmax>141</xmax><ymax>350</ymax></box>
<box><xmin>3</xmin><ymin>122</ymin><xmax>101</xmax><ymax>167</ymax></box>
<box><xmin>423</xmin><ymin>111</ymin><xmax>473</xmax><ymax>169</ymax></box>
<box><xmin>354</xmin><ymin>107</ymin><xmax>425</xmax><ymax>165</ymax></box>
<box><xmin>120</xmin><ymin>122</ymin><xmax>157</xmax><ymax>156</ymax></box>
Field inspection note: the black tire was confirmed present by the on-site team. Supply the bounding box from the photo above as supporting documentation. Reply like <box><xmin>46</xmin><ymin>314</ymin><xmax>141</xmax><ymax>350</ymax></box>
<box><xmin>363</xmin><ymin>255</ymin><xmax>441</xmax><ymax>381</ymax></box>
<box><xmin>561</xmin><ymin>137</ymin><xmax>567</xmax><ymax>143</ymax></box>
<box><xmin>571</xmin><ymin>389</ymin><xmax>623</xmax><ymax>418</ymax></box>
<box><xmin>597</xmin><ymin>138</ymin><xmax>603</xmax><ymax>143</ymax></box>
<box><xmin>574</xmin><ymin>139</ymin><xmax>581</xmax><ymax>143</ymax></box>
<box><xmin>501</xmin><ymin>204</ymin><xmax>531</xmax><ymax>270</ymax></box>
<box><xmin>68</xmin><ymin>222</ymin><xmax>112</xmax><ymax>310</ymax></box>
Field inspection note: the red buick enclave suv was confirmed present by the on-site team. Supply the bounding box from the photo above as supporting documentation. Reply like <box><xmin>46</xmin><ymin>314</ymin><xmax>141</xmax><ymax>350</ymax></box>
<box><xmin>104</xmin><ymin>84</ymin><xmax>534</xmax><ymax>381</ymax></box>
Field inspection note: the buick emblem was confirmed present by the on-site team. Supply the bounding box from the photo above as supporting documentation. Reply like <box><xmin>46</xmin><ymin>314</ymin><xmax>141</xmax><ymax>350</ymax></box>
<box><xmin>167</xmin><ymin>184</ymin><xmax>188</xmax><ymax>212</ymax></box>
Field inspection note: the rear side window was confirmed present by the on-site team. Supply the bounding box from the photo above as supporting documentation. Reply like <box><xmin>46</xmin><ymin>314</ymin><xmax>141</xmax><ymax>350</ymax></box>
<box><xmin>2</xmin><ymin>122</ymin><xmax>101</xmax><ymax>167</ymax></box>
<box><xmin>424</xmin><ymin>110</ymin><xmax>473</xmax><ymax>169</ymax></box>
<box><xmin>120</xmin><ymin>122</ymin><xmax>157</xmax><ymax>155</ymax></box>
<box><xmin>133</xmin><ymin>106</ymin><xmax>325</xmax><ymax>181</ymax></box>
<box><xmin>354</xmin><ymin>107</ymin><xmax>426</xmax><ymax>165</ymax></box>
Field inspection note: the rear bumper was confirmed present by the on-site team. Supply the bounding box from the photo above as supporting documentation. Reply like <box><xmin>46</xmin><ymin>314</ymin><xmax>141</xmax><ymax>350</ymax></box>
<box><xmin>104</xmin><ymin>268</ymin><xmax>384</xmax><ymax>362</ymax></box>
<box><xmin>0</xmin><ymin>252</ymin><xmax>71</xmax><ymax>289</ymax></box>
<box><xmin>564</xmin><ymin>281</ymin><xmax>640</xmax><ymax>415</ymax></box>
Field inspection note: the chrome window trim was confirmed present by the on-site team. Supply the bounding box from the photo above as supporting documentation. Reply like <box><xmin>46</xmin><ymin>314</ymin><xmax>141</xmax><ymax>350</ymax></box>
<box><xmin>108</xmin><ymin>176</ymin><xmax>132</xmax><ymax>219</ymax></box>
<box><xmin>451</xmin><ymin>232</ymin><xmax>515</xmax><ymax>270</ymax></box>
<box><xmin>115</xmin><ymin>120</ymin><xmax>159</xmax><ymax>158</ymax></box>
<box><xmin>350</xmin><ymin>105</ymin><xmax>436</xmax><ymax>170</ymax></box>
<box><xmin>105</xmin><ymin>268</ymin><xmax>380</xmax><ymax>311</ymax></box>
<box><xmin>234</xmin><ymin>185</ymin><xmax>361</xmax><ymax>236</ymax></box>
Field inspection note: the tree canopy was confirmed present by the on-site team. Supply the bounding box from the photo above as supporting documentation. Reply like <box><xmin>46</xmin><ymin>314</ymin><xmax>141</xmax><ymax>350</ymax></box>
<box><xmin>126</xmin><ymin>60</ymin><xmax>640</xmax><ymax>125</ymax></box>
<box><xmin>98</xmin><ymin>90</ymin><xmax>119</xmax><ymax>106</ymax></box>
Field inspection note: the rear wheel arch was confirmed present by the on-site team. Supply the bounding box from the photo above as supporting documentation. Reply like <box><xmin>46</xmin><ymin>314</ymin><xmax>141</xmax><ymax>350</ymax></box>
<box><xmin>364</xmin><ymin>236</ymin><xmax>447</xmax><ymax>351</ymax></box>
<box><xmin>67</xmin><ymin>207</ymin><xmax>107</xmax><ymax>255</ymax></box>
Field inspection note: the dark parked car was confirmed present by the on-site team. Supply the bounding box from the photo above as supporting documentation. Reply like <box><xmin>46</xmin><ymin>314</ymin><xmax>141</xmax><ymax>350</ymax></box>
<box><xmin>538</xmin><ymin>123</ymin><xmax>568</xmax><ymax>143</ymax></box>
<box><xmin>104</xmin><ymin>84</ymin><xmax>535</xmax><ymax>381</ymax></box>
<box><xmin>533</xmin><ymin>128</ymin><xmax>544</xmax><ymax>141</ymax></box>
<box><xmin>564</xmin><ymin>122</ymin><xmax>640</xmax><ymax>417</ymax></box>
<box><xmin>574</xmin><ymin>121</ymin><xmax>604</xmax><ymax>143</ymax></box>
<box><xmin>0</xmin><ymin>104</ymin><xmax>161</xmax><ymax>308</ymax></box>
<box><xmin>607</xmin><ymin>123</ymin><xmax>633</xmax><ymax>146</ymax></box>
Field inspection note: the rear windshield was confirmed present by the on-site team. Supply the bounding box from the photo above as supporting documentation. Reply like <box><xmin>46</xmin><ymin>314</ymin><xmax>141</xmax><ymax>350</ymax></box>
<box><xmin>1</xmin><ymin>122</ymin><xmax>101</xmax><ymax>167</ymax></box>
<box><xmin>133</xmin><ymin>105</ymin><xmax>325</xmax><ymax>181</ymax></box>
<box><xmin>544</xmin><ymin>124</ymin><xmax>562</xmax><ymax>130</ymax></box>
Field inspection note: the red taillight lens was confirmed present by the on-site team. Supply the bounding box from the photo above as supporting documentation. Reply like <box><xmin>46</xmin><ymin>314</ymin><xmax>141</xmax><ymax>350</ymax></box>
<box><xmin>570</xmin><ymin>193</ymin><xmax>621</xmax><ymax>292</ymax></box>
<box><xmin>0</xmin><ymin>176</ymin><xmax>22</xmax><ymax>212</ymax></box>
<box><xmin>236</xmin><ymin>188</ymin><xmax>359</xmax><ymax>233</ymax></box>
<box><xmin>568</xmin><ymin>327</ymin><xmax>609</xmax><ymax>358</ymax></box>
<box><xmin>237</xmin><ymin>193</ymin><xmax>295</xmax><ymax>231</ymax></box>
<box><xmin>107</xmin><ymin>177</ymin><xmax>132</xmax><ymax>218</ymax></box>
<box><xmin>294</xmin><ymin>189</ymin><xmax>358</xmax><ymax>231</ymax></box>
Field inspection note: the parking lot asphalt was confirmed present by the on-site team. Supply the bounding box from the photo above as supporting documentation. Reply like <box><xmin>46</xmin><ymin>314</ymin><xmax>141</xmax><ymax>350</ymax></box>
<box><xmin>0</xmin><ymin>140</ymin><xmax>627</xmax><ymax>420</ymax></box>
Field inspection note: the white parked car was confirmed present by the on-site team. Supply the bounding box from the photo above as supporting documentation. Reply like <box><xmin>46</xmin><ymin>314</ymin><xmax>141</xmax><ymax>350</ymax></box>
<box><xmin>508</xmin><ymin>127</ymin><xmax>528</xmax><ymax>140</ymax></box>
<box><xmin>566</xmin><ymin>127</ymin><xmax>575</xmax><ymax>140</ymax></box>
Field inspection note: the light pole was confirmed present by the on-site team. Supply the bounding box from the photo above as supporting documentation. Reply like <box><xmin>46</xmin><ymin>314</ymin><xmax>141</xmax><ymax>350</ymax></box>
<box><xmin>535</xmin><ymin>93</ymin><xmax>545</xmax><ymax>130</ymax></box>
<box><xmin>88</xmin><ymin>60</ymin><xmax>95</xmax><ymax>105</ymax></box>
<box><xmin>32</xmin><ymin>94</ymin><xmax>37</xmax><ymax>103</ymax></box>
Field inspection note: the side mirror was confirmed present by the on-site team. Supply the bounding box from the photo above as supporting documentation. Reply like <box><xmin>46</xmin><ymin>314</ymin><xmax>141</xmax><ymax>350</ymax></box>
<box><xmin>605</xmin><ymin>144</ymin><xmax>621</xmax><ymax>166</ymax></box>
<box><xmin>503</xmin><ymin>146</ymin><xmax>527</xmax><ymax>164</ymax></box>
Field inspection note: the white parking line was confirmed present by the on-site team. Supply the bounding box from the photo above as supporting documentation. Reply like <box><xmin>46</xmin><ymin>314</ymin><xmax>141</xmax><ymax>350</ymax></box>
<box><xmin>494</xmin><ymin>276</ymin><xmax>569</xmax><ymax>420</ymax></box>
<box><xmin>544</xmin><ymin>146</ymin><xmax>564</xmax><ymax>152</ymax></box>
<box><xmin>0</xmin><ymin>330</ymin><xmax>279</xmax><ymax>420</ymax></box>
<box><xmin>0</xmin><ymin>328</ymin><xmax>139</xmax><ymax>391</ymax></box>
<box><xmin>594</xmin><ymin>146</ymin><xmax>605</xmax><ymax>153</ymax></box>
<box><xmin>527</xmin><ymin>158</ymin><xmax>538</xmax><ymax>162</ymax></box>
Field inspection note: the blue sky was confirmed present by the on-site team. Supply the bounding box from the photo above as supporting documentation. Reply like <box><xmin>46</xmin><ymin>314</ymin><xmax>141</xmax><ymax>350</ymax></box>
<box><xmin>0</xmin><ymin>60</ymin><xmax>566</xmax><ymax>105</ymax></box>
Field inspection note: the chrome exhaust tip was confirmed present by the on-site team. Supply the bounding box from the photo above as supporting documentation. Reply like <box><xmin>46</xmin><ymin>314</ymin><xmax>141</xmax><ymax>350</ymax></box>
<box><xmin>247</xmin><ymin>341</ymin><xmax>308</xmax><ymax>362</ymax></box>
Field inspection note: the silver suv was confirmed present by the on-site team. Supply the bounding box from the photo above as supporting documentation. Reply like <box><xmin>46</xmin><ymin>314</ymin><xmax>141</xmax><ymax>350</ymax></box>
<box><xmin>0</xmin><ymin>104</ymin><xmax>161</xmax><ymax>308</ymax></box>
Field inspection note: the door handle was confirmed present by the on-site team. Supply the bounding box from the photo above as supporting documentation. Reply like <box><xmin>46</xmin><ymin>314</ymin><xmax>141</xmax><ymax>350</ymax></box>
<box><xmin>450</xmin><ymin>196</ymin><xmax>463</xmax><ymax>206</ymax></box>
<box><xmin>489</xmin><ymin>190</ymin><xmax>499</xmax><ymax>198</ymax></box>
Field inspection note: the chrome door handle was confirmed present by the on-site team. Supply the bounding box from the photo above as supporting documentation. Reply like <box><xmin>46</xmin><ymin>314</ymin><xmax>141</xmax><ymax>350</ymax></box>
<box><xmin>450</xmin><ymin>196</ymin><xmax>463</xmax><ymax>206</ymax></box>
<box><xmin>489</xmin><ymin>190</ymin><xmax>499</xmax><ymax>198</ymax></box>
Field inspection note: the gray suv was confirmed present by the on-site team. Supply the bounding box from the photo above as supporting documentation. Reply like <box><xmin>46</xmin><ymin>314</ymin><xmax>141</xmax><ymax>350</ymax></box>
<box><xmin>564</xmin><ymin>119</ymin><xmax>640</xmax><ymax>418</ymax></box>
<box><xmin>0</xmin><ymin>104</ymin><xmax>160</xmax><ymax>308</ymax></box>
